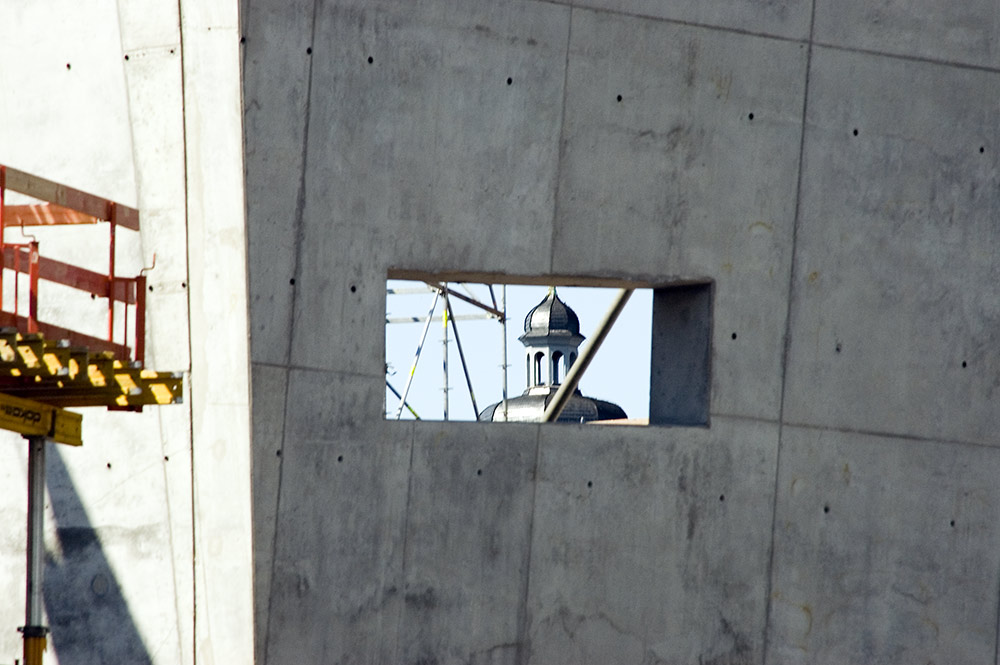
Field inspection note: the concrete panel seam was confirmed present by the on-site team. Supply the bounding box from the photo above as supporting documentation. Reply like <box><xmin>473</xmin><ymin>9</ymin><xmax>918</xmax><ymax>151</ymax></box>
<box><xmin>282</xmin><ymin>0</ymin><xmax>322</xmax><ymax>371</ymax></box>
<box><xmin>994</xmin><ymin>561</ymin><xmax>1000</xmax><ymax>665</ymax></box>
<box><xmin>257</xmin><ymin>362</ymin><xmax>383</xmax><ymax>382</ymax></box>
<box><xmin>516</xmin><ymin>425</ymin><xmax>543</xmax><ymax>664</ymax></box>
<box><xmin>157</xmin><ymin>411</ymin><xmax>187</xmax><ymax>663</ymax></box>
<box><xmin>394</xmin><ymin>422</ymin><xmax>418</xmax><ymax>664</ymax></box>
<box><xmin>550</xmin><ymin>3</ymin><xmax>811</xmax><ymax>46</ymax></box>
<box><xmin>175</xmin><ymin>15</ymin><xmax>197</xmax><ymax>665</ymax></box>
<box><xmin>763</xmin><ymin>0</ymin><xmax>816</xmax><ymax>659</ymax></box>
<box><xmin>709</xmin><ymin>412</ymin><xmax>782</xmax><ymax>427</ymax></box>
<box><xmin>546</xmin><ymin>6</ymin><xmax>574</xmax><ymax>276</ymax></box>
<box><xmin>780</xmin><ymin>420</ymin><xmax>1000</xmax><ymax>454</ymax></box>
<box><xmin>812</xmin><ymin>39</ymin><xmax>1000</xmax><ymax>76</ymax></box>
<box><xmin>553</xmin><ymin>3</ymin><xmax>1000</xmax><ymax>76</ymax></box>
<box><xmin>261</xmin><ymin>364</ymin><xmax>293</xmax><ymax>664</ymax></box>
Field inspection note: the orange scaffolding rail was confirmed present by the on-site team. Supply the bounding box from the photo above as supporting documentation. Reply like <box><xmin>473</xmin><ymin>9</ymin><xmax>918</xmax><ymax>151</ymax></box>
<box><xmin>0</xmin><ymin>164</ymin><xmax>145</xmax><ymax>364</ymax></box>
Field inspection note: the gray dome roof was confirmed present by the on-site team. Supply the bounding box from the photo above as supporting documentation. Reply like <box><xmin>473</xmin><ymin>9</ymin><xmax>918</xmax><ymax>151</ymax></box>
<box><xmin>520</xmin><ymin>289</ymin><xmax>582</xmax><ymax>341</ymax></box>
<box><xmin>478</xmin><ymin>388</ymin><xmax>627</xmax><ymax>423</ymax></box>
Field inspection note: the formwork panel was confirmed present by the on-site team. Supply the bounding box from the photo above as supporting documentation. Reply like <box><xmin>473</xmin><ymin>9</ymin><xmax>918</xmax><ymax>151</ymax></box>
<box><xmin>396</xmin><ymin>422</ymin><xmax>539</xmax><ymax>665</ymax></box>
<box><xmin>297</xmin><ymin>0</ymin><xmax>569</xmax><ymax>274</ymax></box>
<box><xmin>784</xmin><ymin>47</ymin><xmax>1000</xmax><ymax>446</ymax></box>
<box><xmin>281</xmin><ymin>368</ymin><xmax>385</xmax><ymax>444</ymax></box>
<box><xmin>554</xmin><ymin>10</ymin><xmax>806</xmax><ymax>421</ymax></box>
<box><xmin>766</xmin><ymin>426</ymin><xmax>1000</xmax><ymax>664</ymax></box>
<box><xmin>814</xmin><ymin>0</ymin><xmax>1000</xmax><ymax>69</ymax></box>
<box><xmin>251</xmin><ymin>363</ymin><xmax>289</xmax><ymax>661</ymax></box>
<box><xmin>526</xmin><ymin>417</ymin><xmax>778</xmax><ymax>665</ymax></box>
<box><xmin>288</xmin><ymin>230</ymin><xmax>388</xmax><ymax>375</ymax></box>
<box><xmin>118</xmin><ymin>0</ymin><xmax>181</xmax><ymax>50</ymax></box>
<box><xmin>121</xmin><ymin>45</ymin><xmax>190</xmax><ymax>374</ymax></box>
<box><xmin>244</xmin><ymin>0</ymin><xmax>315</xmax><ymax>366</ymax></box>
<box><xmin>546</xmin><ymin>0</ymin><xmax>811</xmax><ymax>41</ymax></box>
<box><xmin>265</xmin><ymin>433</ymin><xmax>411</xmax><ymax>665</ymax></box>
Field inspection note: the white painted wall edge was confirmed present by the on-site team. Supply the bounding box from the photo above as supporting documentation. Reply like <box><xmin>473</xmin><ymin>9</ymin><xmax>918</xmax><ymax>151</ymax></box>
<box><xmin>180</xmin><ymin>0</ymin><xmax>255</xmax><ymax>662</ymax></box>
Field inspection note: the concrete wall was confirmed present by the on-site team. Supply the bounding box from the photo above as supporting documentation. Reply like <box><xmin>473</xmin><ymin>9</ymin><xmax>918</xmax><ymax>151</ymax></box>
<box><xmin>245</xmin><ymin>1</ymin><xmax>1000</xmax><ymax>664</ymax></box>
<box><xmin>0</xmin><ymin>1</ymin><xmax>251</xmax><ymax>663</ymax></box>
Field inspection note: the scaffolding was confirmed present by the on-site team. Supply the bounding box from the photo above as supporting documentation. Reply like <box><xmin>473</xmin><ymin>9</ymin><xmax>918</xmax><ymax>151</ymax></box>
<box><xmin>385</xmin><ymin>281</ymin><xmax>508</xmax><ymax>422</ymax></box>
<box><xmin>0</xmin><ymin>164</ymin><xmax>182</xmax><ymax>665</ymax></box>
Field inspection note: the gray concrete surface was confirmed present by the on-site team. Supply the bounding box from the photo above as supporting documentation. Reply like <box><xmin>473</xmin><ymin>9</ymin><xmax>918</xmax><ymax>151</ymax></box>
<box><xmin>3</xmin><ymin>0</ymin><xmax>999</xmax><ymax>662</ymax></box>
<box><xmin>244</xmin><ymin>0</ymin><xmax>1000</xmax><ymax>664</ymax></box>
<box><xmin>0</xmin><ymin>0</ymin><xmax>252</xmax><ymax>663</ymax></box>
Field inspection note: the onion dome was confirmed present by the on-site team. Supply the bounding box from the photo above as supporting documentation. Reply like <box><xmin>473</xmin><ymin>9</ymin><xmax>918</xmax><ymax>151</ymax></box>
<box><xmin>519</xmin><ymin>288</ymin><xmax>584</xmax><ymax>345</ymax></box>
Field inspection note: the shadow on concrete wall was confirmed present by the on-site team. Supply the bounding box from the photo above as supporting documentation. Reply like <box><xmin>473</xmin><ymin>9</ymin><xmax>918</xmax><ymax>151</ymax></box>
<box><xmin>43</xmin><ymin>446</ymin><xmax>152</xmax><ymax>664</ymax></box>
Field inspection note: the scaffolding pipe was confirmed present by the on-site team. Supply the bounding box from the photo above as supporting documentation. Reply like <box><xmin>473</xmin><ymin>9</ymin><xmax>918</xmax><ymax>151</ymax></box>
<box><xmin>442</xmin><ymin>285</ymin><xmax>449</xmax><ymax>421</ymax></box>
<box><xmin>21</xmin><ymin>435</ymin><xmax>48</xmax><ymax>665</ymax></box>
<box><xmin>386</xmin><ymin>380</ymin><xmax>420</xmax><ymax>419</ymax></box>
<box><xmin>393</xmin><ymin>290</ymin><xmax>439</xmax><ymax>419</ymax></box>
<box><xmin>542</xmin><ymin>288</ymin><xmax>633</xmax><ymax>423</ymax></box>
<box><xmin>0</xmin><ymin>166</ymin><xmax>5</xmax><ymax>308</ymax></box>
<box><xmin>500</xmin><ymin>285</ymin><xmax>508</xmax><ymax>421</ymax></box>
<box><xmin>445</xmin><ymin>298</ymin><xmax>479</xmax><ymax>417</ymax></box>
<box><xmin>427</xmin><ymin>282</ymin><xmax>504</xmax><ymax>321</ymax></box>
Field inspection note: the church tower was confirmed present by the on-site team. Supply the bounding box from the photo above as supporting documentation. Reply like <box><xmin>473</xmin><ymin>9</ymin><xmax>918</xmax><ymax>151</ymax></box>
<box><xmin>479</xmin><ymin>289</ymin><xmax>627</xmax><ymax>423</ymax></box>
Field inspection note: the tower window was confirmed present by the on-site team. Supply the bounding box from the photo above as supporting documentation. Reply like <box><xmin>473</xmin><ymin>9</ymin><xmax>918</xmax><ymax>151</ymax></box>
<box><xmin>533</xmin><ymin>351</ymin><xmax>544</xmax><ymax>386</ymax></box>
<box><xmin>552</xmin><ymin>351</ymin><xmax>563</xmax><ymax>384</ymax></box>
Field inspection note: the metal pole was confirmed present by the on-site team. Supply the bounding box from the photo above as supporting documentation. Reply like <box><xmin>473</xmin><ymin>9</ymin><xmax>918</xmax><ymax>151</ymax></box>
<box><xmin>21</xmin><ymin>435</ymin><xmax>49</xmax><ymax>665</ymax></box>
<box><xmin>427</xmin><ymin>282</ymin><xmax>504</xmax><ymax>320</ymax></box>
<box><xmin>0</xmin><ymin>166</ymin><xmax>5</xmax><ymax>312</ymax></box>
<box><xmin>27</xmin><ymin>242</ymin><xmax>39</xmax><ymax>334</ymax></box>
<box><xmin>393</xmin><ymin>290</ymin><xmax>439</xmax><ymax>419</ymax></box>
<box><xmin>107</xmin><ymin>203</ymin><xmax>116</xmax><ymax>343</ymax></box>
<box><xmin>543</xmin><ymin>288</ymin><xmax>633</xmax><ymax>423</ymax></box>
<box><xmin>500</xmin><ymin>285</ymin><xmax>509</xmax><ymax>421</ymax></box>
<box><xmin>386</xmin><ymin>380</ymin><xmax>420</xmax><ymax>419</ymax></box>
<box><xmin>445</xmin><ymin>298</ymin><xmax>479</xmax><ymax>417</ymax></box>
<box><xmin>442</xmin><ymin>284</ymin><xmax>449</xmax><ymax>421</ymax></box>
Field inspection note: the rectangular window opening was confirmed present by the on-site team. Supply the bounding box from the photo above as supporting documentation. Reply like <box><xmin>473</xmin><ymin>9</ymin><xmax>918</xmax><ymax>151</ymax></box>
<box><xmin>384</xmin><ymin>273</ymin><xmax>711</xmax><ymax>426</ymax></box>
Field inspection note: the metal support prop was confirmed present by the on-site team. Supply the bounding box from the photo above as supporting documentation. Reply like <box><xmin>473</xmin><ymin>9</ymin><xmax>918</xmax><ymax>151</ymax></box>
<box><xmin>500</xmin><ymin>285</ymin><xmax>508</xmax><ymax>421</ymax></box>
<box><xmin>542</xmin><ymin>288</ymin><xmax>633</xmax><ymax>423</ymax></box>
<box><xmin>0</xmin><ymin>166</ymin><xmax>5</xmax><ymax>305</ymax></box>
<box><xmin>426</xmin><ymin>282</ymin><xmax>504</xmax><ymax>321</ymax></box>
<box><xmin>135</xmin><ymin>274</ymin><xmax>146</xmax><ymax>365</ymax></box>
<box><xmin>386</xmin><ymin>380</ymin><xmax>420</xmax><ymax>419</ymax></box>
<box><xmin>107</xmin><ymin>203</ymin><xmax>116</xmax><ymax>343</ymax></box>
<box><xmin>393</xmin><ymin>290</ymin><xmax>439</xmax><ymax>419</ymax></box>
<box><xmin>441</xmin><ymin>285</ymin><xmax>449</xmax><ymax>421</ymax></box>
<box><xmin>445</xmin><ymin>298</ymin><xmax>479</xmax><ymax>417</ymax></box>
<box><xmin>28</xmin><ymin>242</ymin><xmax>39</xmax><ymax>334</ymax></box>
<box><xmin>21</xmin><ymin>435</ymin><xmax>49</xmax><ymax>665</ymax></box>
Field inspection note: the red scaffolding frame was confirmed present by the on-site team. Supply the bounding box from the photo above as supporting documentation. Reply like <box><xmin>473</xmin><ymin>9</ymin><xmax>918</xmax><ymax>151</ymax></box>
<box><xmin>0</xmin><ymin>164</ymin><xmax>145</xmax><ymax>365</ymax></box>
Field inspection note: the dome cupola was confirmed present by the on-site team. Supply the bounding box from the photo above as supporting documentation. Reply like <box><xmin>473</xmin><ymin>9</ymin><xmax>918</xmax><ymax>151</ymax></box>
<box><xmin>478</xmin><ymin>287</ymin><xmax>627</xmax><ymax>423</ymax></box>
<box><xmin>519</xmin><ymin>288</ymin><xmax>584</xmax><ymax>346</ymax></box>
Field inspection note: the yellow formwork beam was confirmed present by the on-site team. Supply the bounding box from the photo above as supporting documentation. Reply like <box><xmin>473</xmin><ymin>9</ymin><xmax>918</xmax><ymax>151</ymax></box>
<box><xmin>0</xmin><ymin>392</ymin><xmax>81</xmax><ymax>446</ymax></box>
<box><xmin>0</xmin><ymin>330</ymin><xmax>183</xmax><ymax>409</ymax></box>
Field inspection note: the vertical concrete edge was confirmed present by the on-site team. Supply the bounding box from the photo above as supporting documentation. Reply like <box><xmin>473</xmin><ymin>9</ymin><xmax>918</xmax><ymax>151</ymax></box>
<box><xmin>180</xmin><ymin>0</ymin><xmax>254</xmax><ymax>662</ymax></box>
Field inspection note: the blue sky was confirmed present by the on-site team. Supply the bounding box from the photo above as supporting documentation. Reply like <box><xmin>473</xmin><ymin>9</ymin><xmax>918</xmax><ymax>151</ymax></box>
<box><xmin>385</xmin><ymin>280</ymin><xmax>652</xmax><ymax>421</ymax></box>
